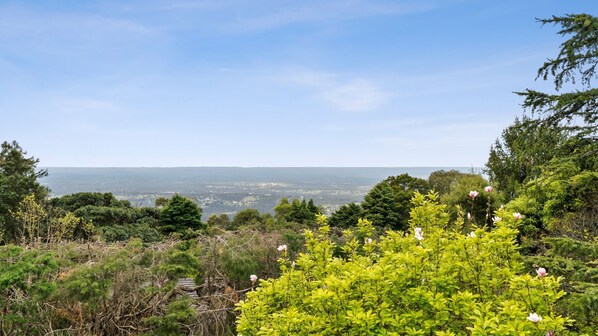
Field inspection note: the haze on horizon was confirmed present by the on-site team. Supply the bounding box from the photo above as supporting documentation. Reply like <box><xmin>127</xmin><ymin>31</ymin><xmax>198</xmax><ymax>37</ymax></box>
<box><xmin>1</xmin><ymin>0</ymin><xmax>595</xmax><ymax>168</ymax></box>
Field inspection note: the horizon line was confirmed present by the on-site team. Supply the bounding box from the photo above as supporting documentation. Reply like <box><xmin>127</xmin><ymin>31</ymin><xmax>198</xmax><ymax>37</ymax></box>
<box><xmin>42</xmin><ymin>166</ymin><xmax>481</xmax><ymax>169</ymax></box>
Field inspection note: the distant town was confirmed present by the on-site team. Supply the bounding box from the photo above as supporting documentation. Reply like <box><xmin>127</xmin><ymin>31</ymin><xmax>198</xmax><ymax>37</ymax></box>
<box><xmin>42</xmin><ymin>167</ymin><xmax>473</xmax><ymax>217</ymax></box>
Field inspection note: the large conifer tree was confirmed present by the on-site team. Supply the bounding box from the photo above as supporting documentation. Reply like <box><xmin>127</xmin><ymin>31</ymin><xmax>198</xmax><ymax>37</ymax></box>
<box><xmin>0</xmin><ymin>141</ymin><xmax>48</xmax><ymax>243</ymax></box>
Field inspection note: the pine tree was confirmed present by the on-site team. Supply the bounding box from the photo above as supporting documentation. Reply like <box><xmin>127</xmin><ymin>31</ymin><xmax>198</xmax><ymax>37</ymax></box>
<box><xmin>0</xmin><ymin>141</ymin><xmax>48</xmax><ymax>243</ymax></box>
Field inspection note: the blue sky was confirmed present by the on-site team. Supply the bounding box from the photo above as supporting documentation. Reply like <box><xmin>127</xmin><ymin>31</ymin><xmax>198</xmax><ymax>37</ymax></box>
<box><xmin>0</xmin><ymin>0</ymin><xmax>595</xmax><ymax>167</ymax></box>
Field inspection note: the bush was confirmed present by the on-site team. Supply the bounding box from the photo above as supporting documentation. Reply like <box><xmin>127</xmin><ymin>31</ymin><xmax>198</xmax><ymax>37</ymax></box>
<box><xmin>160</xmin><ymin>194</ymin><xmax>205</xmax><ymax>234</ymax></box>
<box><xmin>237</xmin><ymin>193</ymin><xmax>570</xmax><ymax>335</ymax></box>
<box><xmin>100</xmin><ymin>222</ymin><xmax>162</xmax><ymax>243</ymax></box>
<box><xmin>0</xmin><ymin>245</ymin><xmax>58</xmax><ymax>334</ymax></box>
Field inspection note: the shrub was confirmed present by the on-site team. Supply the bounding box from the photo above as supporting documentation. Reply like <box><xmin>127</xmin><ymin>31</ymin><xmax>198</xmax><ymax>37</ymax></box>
<box><xmin>160</xmin><ymin>194</ymin><xmax>205</xmax><ymax>234</ymax></box>
<box><xmin>237</xmin><ymin>193</ymin><xmax>570</xmax><ymax>335</ymax></box>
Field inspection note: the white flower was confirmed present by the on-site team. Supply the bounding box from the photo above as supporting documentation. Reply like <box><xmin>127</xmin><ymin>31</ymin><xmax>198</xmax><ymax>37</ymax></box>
<box><xmin>484</xmin><ymin>186</ymin><xmax>493</xmax><ymax>193</ymax></box>
<box><xmin>365</xmin><ymin>238</ymin><xmax>373</xmax><ymax>244</ymax></box>
<box><xmin>513</xmin><ymin>212</ymin><xmax>523</xmax><ymax>220</ymax></box>
<box><xmin>468</xmin><ymin>231</ymin><xmax>476</xmax><ymax>238</ymax></box>
<box><xmin>536</xmin><ymin>267</ymin><xmax>547</xmax><ymax>277</ymax></box>
<box><xmin>414</xmin><ymin>227</ymin><xmax>424</xmax><ymax>241</ymax></box>
<box><xmin>527</xmin><ymin>312</ymin><xmax>542</xmax><ymax>323</ymax></box>
<box><xmin>469</xmin><ymin>190</ymin><xmax>479</xmax><ymax>199</ymax></box>
<box><xmin>467</xmin><ymin>212</ymin><xmax>472</xmax><ymax>221</ymax></box>
<box><xmin>249</xmin><ymin>274</ymin><xmax>258</xmax><ymax>283</ymax></box>
<box><xmin>493</xmin><ymin>216</ymin><xmax>502</xmax><ymax>223</ymax></box>
<box><xmin>277</xmin><ymin>244</ymin><xmax>287</xmax><ymax>252</ymax></box>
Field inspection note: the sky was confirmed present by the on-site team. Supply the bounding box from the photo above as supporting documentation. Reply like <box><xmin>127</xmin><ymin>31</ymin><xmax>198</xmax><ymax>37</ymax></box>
<box><xmin>0</xmin><ymin>0</ymin><xmax>595</xmax><ymax>167</ymax></box>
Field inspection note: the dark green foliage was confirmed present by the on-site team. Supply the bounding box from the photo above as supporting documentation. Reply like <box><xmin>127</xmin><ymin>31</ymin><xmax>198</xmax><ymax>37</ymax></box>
<box><xmin>485</xmin><ymin>118</ymin><xmax>570</xmax><ymax>200</ymax></box>
<box><xmin>546</xmin><ymin>237</ymin><xmax>598</xmax><ymax>262</ymax></box>
<box><xmin>215</xmin><ymin>233</ymin><xmax>280</xmax><ymax>288</ymax></box>
<box><xmin>274</xmin><ymin>197</ymin><xmax>291</xmax><ymax>221</ymax></box>
<box><xmin>231</xmin><ymin>208</ymin><xmax>262</xmax><ymax>230</ymax></box>
<box><xmin>362</xmin><ymin>182</ymin><xmax>402</xmax><ymax>229</ymax></box>
<box><xmin>74</xmin><ymin>205</ymin><xmax>135</xmax><ymax>227</ymax></box>
<box><xmin>289</xmin><ymin>199</ymin><xmax>316</xmax><ymax>224</ymax></box>
<box><xmin>281</xmin><ymin>229</ymin><xmax>305</xmax><ymax>260</ymax></box>
<box><xmin>428</xmin><ymin>169</ymin><xmax>478</xmax><ymax>196</ymax></box>
<box><xmin>509</xmin><ymin>15</ymin><xmax>598</xmax><ymax>202</ymax></box>
<box><xmin>49</xmin><ymin>193</ymin><xmax>163</xmax><ymax>242</ymax></box>
<box><xmin>101</xmin><ymin>222</ymin><xmax>162</xmax><ymax>243</ymax></box>
<box><xmin>441</xmin><ymin>173</ymin><xmax>497</xmax><ymax>226</ymax></box>
<box><xmin>159</xmin><ymin>194</ymin><xmax>205</xmax><ymax>234</ymax></box>
<box><xmin>0</xmin><ymin>141</ymin><xmax>48</xmax><ymax>243</ymax></box>
<box><xmin>307</xmin><ymin>199</ymin><xmax>319</xmax><ymax>214</ymax></box>
<box><xmin>493</xmin><ymin>14</ymin><xmax>598</xmax><ymax>264</ymax></box>
<box><xmin>145</xmin><ymin>298</ymin><xmax>197</xmax><ymax>336</ymax></box>
<box><xmin>54</xmin><ymin>192</ymin><xmax>158</xmax><ymax>226</ymax></box>
<box><xmin>49</xmin><ymin>192</ymin><xmax>130</xmax><ymax>212</ymax></box>
<box><xmin>384</xmin><ymin>173</ymin><xmax>431</xmax><ymax>193</ymax></box>
<box><xmin>158</xmin><ymin>241</ymin><xmax>201</xmax><ymax>280</ymax></box>
<box><xmin>507</xmin><ymin>163</ymin><xmax>598</xmax><ymax>244</ymax></box>
<box><xmin>543</xmin><ymin>171</ymin><xmax>598</xmax><ymax>239</ymax></box>
<box><xmin>207</xmin><ymin>213</ymin><xmax>231</xmax><ymax>229</ymax></box>
<box><xmin>221</xmin><ymin>250</ymin><xmax>260</xmax><ymax>285</ymax></box>
<box><xmin>328</xmin><ymin>202</ymin><xmax>363</xmax><ymax>228</ymax></box>
<box><xmin>362</xmin><ymin>174</ymin><xmax>430</xmax><ymax>230</ymax></box>
<box><xmin>273</xmin><ymin>197</ymin><xmax>320</xmax><ymax>225</ymax></box>
<box><xmin>517</xmin><ymin>14</ymin><xmax>598</xmax><ymax>137</ymax></box>
<box><xmin>523</xmin><ymin>237</ymin><xmax>598</xmax><ymax>333</ymax></box>
<box><xmin>155</xmin><ymin>196</ymin><xmax>169</xmax><ymax>207</ymax></box>
<box><xmin>135</xmin><ymin>206</ymin><xmax>162</xmax><ymax>221</ymax></box>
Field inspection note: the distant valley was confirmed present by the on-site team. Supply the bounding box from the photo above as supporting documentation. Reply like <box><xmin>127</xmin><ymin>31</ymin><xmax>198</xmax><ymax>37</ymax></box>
<box><xmin>42</xmin><ymin>167</ymin><xmax>475</xmax><ymax>217</ymax></box>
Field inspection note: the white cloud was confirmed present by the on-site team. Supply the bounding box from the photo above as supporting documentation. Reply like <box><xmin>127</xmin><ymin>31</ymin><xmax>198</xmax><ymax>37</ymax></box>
<box><xmin>321</xmin><ymin>79</ymin><xmax>390</xmax><ymax>112</ymax></box>
<box><xmin>284</xmin><ymin>69</ymin><xmax>391</xmax><ymax>112</ymax></box>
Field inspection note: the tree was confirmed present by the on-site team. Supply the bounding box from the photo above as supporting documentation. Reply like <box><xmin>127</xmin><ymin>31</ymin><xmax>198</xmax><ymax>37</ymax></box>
<box><xmin>517</xmin><ymin>14</ymin><xmax>597</xmax><ymax>140</ymax></box>
<box><xmin>207</xmin><ymin>213</ymin><xmax>231</xmax><ymax>229</ymax></box>
<box><xmin>441</xmin><ymin>173</ymin><xmax>497</xmax><ymax>226</ymax></box>
<box><xmin>159</xmin><ymin>194</ymin><xmax>205</xmax><ymax>234</ymax></box>
<box><xmin>362</xmin><ymin>182</ymin><xmax>402</xmax><ymax>229</ymax></box>
<box><xmin>155</xmin><ymin>197</ymin><xmax>169</xmax><ymax>208</ymax></box>
<box><xmin>274</xmin><ymin>198</ymin><xmax>292</xmax><ymax>222</ymax></box>
<box><xmin>73</xmin><ymin>206</ymin><xmax>135</xmax><ymax>227</ymax></box>
<box><xmin>523</xmin><ymin>236</ymin><xmax>598</xmax><ymax>333</ymax></box>
<box><xmin>362</xmin><ymin>174</ymin><xmax>430</xmax><ymax>230</ymax></box>
<box><xmin>288</xmin><ymin>199</ymin><xmax>316</xmax><ymax>224</ymax></box>
<box><xmin>485</xmin><ymin>16</ymin><xmax>598</xmax><ymax>328</ymax></box>
<box><xmin>0</xmin><ymin>141</ymin><xmax>48</xmax><ymax>243</ymax></box>
<box><xmin>328</xmin><ymin>203</ymin><xmax>363</xmax><ymax>228</ymax></box>
<box><xmin>307</xmin><ymin>199</ymin><xmax>319</xmax><ymax>215</ymax></box>
<box><xmin>384</xmin><ymin>173</ymin><xmax>430</xmax><ymax>193</ymax></box>
<box><xmin>486</xmin><ymin>117</ymin><xmax>569</xmax><ymax>200</ymax></box>
<box><xmin>12</xmin><ymin>193</ymin><xmax>47</xmax><ymax>244</ymax></box>
<box><xmin>49</xmin><ymin>212</ymin><xmax>94</xmax><ymax>243</ymax></box>
<box><xmin>488</xmin><ymin>14</ymin><xmax>598</xmax><ymax>197</ymax></box>
<box><xmin>274</xmin><ymin>198</ymin><xmax>319</xmax><ymax>225</ymax></box>
<box><xmin>429</xmin><ymin>169</ymin><xmax>482</xmax><ymax>196</ymax></box>
<box><xmin>231</xmin><ymin>208</ymin><xmax>262</xmax><ymax>230</ymax></box>
<box><xmin>49</xmin><ymin>192</ymin><xmax>130</xmax><ymax>212</ymax></box>
<box><xmin>487</xmin><ymin>14</ymin><xmax>598</xmax><ymax>242</ymax></box>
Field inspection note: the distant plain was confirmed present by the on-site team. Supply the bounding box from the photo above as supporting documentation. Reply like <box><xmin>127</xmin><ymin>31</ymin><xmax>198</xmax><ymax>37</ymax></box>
<box><xmin>42</xmin><ymin>167</ymin><xmax>475</xmax><ymax>216</ymax></box>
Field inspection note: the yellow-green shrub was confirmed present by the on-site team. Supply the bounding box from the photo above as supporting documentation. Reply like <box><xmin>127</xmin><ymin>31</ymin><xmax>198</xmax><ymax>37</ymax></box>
<box><xmin>237</xmin><ymin>193</ymin><xmax>570</xmax><ymax>335</ymax></box>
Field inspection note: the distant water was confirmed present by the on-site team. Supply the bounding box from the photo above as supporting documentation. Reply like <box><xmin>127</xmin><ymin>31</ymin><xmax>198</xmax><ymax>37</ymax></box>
<box><xmin>41</xmin><ymin>167</ymin><xmax>477</xmax><ymax>215</ymax></box>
